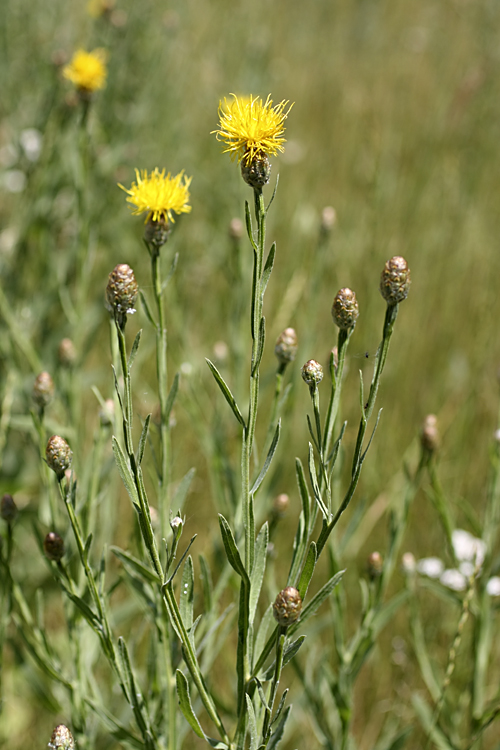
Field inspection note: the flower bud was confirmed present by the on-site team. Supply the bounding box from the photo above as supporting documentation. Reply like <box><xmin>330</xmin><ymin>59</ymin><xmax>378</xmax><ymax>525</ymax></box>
<box><xmin>105</xmin><ymin>264</ymin><xmax>138</xmax><ymax>316</ymax></box>
<box><xmin>273</xmin><ymin>586</ymin><xmax>302</xmax><ymax>626</ymax></box>
<box><xmin>229</xmin><ymin>217</ymin><xmax>243</xmax><ymax>240</ymax></box>
<box><xmin>401</xmin><ymin>552</ymin><xmax>416</xmax><ymax>575</ymax></box>
<box><xmin>44</xmin><ymin>532</ymin><xmax>65</xmax><ymax>562</ymax></box>
<box><xmin>241</xmin><ymin>154</ymin><xmax>271</xmax><ymax>188</ymax></box>
<box><xmin>321</xmin><ymin>206</ymin><xmax>337</xmax><ymax>233</ymax></box>
<box><xmin>332</xmin><ymin>288</ymin><xmax>359</xmax><ymax>330</ymax></box>
<box><xmin>367</xmin><ymin>551</ymin><xmax>383</xmax><ymax>579</ymax></box>
<box><xmin>1</xmin><ymin>494</ymin><xmax>18</xmax><ymax>523</ymax></box>
<box><xmin>99</xmin><ymin>398</ymin><xmax>115</xmax><ymax>427</ymax></box>
<box><xmin>58</xmin><ymin>338</ymin><xmax>77</xmax><ymax>368</ymax></box>
<box><xmin>46</xmin><ymin>435</ymin><xmax>73</xmax><ymax>479</ymax></box>
<box><xmin>301</xmin><ymin>359</ymin><xmax>323</xmax><ymax>387</ymax></box>
<box><xmin>380</xmin><ymin>256</ymin><xmax>411</xmax><ymax>305</ymax></box>
<box><xmin>273</xmin><ymin>493</ymin><xmax>289</xmax><ymax>517</ymax></box>
<box><xmin>33</xmin><ymin>372</ymin><xmax>55</xmax><ymax>409</ymax></box>
<box><xmin>275</xmin><ymin>328</ymin><xmax>298</xmax><ymax>366</ymax></box>
<box><xmin>421</xmin><ymin>414</ymin><xmax>439</xmax><ymax>453</ymax></box>
<box><xmin>48</xmin><ymin>725</ymin><xmax>75</xmax><ymax>750</ymax></box>
<box><xmin>144</xmin><ymin>216</ymin><xmax>171</xmax><ymax>248</ymax></box>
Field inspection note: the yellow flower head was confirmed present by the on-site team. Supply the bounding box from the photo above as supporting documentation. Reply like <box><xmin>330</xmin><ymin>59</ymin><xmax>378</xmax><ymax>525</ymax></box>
<box><xmin>87</xmin><ymin>0</ymin><xmax>114</xmax><ymax>18</ymax></box>
<box><xmin>119</xmin><ymin>168</ymin><xmax>192</xmax><ymax>224</ymax></box>
<box><xmin>63</xmin><ymin>49</ymin><xmax>108</xmax><ymax>92</ymax></box>
<box><xmin>213</xmin><ymin>94</ymin><xmax>293</xmax><ymax>166</ymax></box>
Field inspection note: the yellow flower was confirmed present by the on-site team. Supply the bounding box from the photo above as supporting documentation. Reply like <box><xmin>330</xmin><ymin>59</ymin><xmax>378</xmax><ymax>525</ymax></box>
<box><xmin>87</xmin><ymin>0</ymin><xmax>114</xmax><ymax>18</ymax></box>
<box><xmin>213</xmin><ymin>94</ymin><xmax>293</xmax><ymax>165</ymax></box>
<box><xmin>119</xmin><ymin>168</ymin><xmax>192</xmax><ymax>224</ymax></box>
<box><xmin>62</xmin><ymin>49</ymin><xmax>108</xmax><ymax>93</ymax></box>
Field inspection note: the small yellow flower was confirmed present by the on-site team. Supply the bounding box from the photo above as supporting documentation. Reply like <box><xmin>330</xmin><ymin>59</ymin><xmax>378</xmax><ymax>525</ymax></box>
<box><xmin>87</xmin><ymin>0</ymin><xmax>114</xmax><ymax>18</ymax></box>
<box><xmin>213</xmin><ymin>94</ymin><xmax>293</xmax><ymax>166</ymax></box>
<box><xmin>62</xmin><ymin>49</ymin><xmax>108</xmax><ymax>93</ymax></box>
<box><xmin>119</xmin><ymin>168</ymin><xmax>192</xmax><ymax>224</ymax></box>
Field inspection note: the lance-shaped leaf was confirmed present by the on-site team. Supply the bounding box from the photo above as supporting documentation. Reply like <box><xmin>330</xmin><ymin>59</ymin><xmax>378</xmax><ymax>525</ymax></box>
<box><xmin>267</xmin><ymin>705</ymin><xmax>292</xmax><ymax>750</ymax></box>
<box><xmin>165</xmin><ymin>372</ymin><xmax>180</xmax><ymax>422</ymax></box>
<box><xmin>218</xmin><ymin>515</ymin><xmax>249</xmax><ymax>583</ymax></box>
<box><xmin>128</xmin><ymin>329</ymin><xmax>142</xmax><ymax>370</ymax></box>
<box><xmin>206</xmin><ymin>359</ymin><xmax>246</xmax><ymax>428</ymax></box>
<box><xmin>137</xmin><ymin>414</ymin><xmax>151</xmax><ymax>465</ymax></box>
<box><xmin>112</xmin><ymin>437</ymin><xmax>139</xmax><ymax>511</ymax></box>
<box><xmin>176</xmin><ymin>670</ymin><xmax>206</xmax><ymax>739</ymax></box>
<box><xmin>249</xmin><ymin>523</ymin><xmax>269</xmax><ymax>624</ymax></box>
<box><xmin>260</xmin><ymin>242</ymin><xmax>276</xmax><ymax>298</ymax></box>
<box><xmin>251</xmin><ymin>421</ymin><xmax>280</xmax><ymax>496</ymax></box>
<box><xmin>297</xmin><ymin>542</ymin><xmax>317</xmax><ymax>601</ymax></box>
<box><xmin>290</xmin><ymin>570</ymin><xmax>345</xmax><ymax>633</ymax></box>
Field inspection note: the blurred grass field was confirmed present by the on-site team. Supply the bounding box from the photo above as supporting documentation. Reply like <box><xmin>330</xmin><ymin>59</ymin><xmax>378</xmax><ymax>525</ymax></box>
<box><xmin>2</xmin><ymin>0</ymin><xmax>500</xmax><ymax>747</ymax></box>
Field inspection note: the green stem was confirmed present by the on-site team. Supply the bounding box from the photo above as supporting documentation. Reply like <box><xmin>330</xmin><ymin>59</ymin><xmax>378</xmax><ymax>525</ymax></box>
<box><xmin>261</xmin><ymin>629</ymin><xmax>286</xmax><ymax>743</ymax></box>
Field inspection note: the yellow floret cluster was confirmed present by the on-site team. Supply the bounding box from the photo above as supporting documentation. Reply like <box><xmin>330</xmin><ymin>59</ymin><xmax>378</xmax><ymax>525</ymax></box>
<box><xmin>119</xmin><ymin>168</ymin><xmax>192</xmax><ymax>224</ymax></box>
<box><xmin>63</xmin><ymin>49</ymin><xmax>108</xmax><ymax>92</ymax></box>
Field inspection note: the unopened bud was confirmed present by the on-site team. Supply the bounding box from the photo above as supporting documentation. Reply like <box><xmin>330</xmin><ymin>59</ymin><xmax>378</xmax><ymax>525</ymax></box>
<box><xmin>401</xmin><ymin>552</ymin><xmax>416</xmax><ymax>575</ymax></box>
<box><xmin>273</xmin><ymin>493</ymin><xmax>289</xmax><ymax>517</ymax></box>
<box><xmin>321</xmin><ymin>206</ymin><xmax>337</xmax><ymax>232</ymax></box>
<box><xmin>99</xmin><ymin>399</ymin><xmax>115</xmax><ymax>427</ymax></box>
<box><xmin>105</xmin><ymin>264</ymin><xmax>138</xmax><ymax>317</ymax></box>
<box><xmin>48</xmin><ymin>725</ymin><xmax>75</xmax><ymax>750</ymax></box>
<box><xmin>275</xmin><ymin>328</ymin><xmax>298</xmax><ymax>366</ymax></box>
<box><xmin>332</xmin><ymin>288</ymin><xmax>359</xmax><ymax>330</ymax></box>
<box><xmin>241</xmin><ymin>154</ymin><xmax>271</xmax><ymax>188</ymax></box>
<box><xmin>367</xmin><ymin>551</ymin><xmax>383</xmax><ymax>579</ymax></box>
<box><xmin>380</xmin><ymin>256</ymin><xmax>411</xmax><ymax>305</ymax></box>
<box><xmin>33</xmin><ymin>372</ymin><xmax>55</xmax><ymax>409</ymax></box>
<box><xmin>58</xmin><ymin>338</ymin><xmax>77</xmax><ymax>368</ymax></box>
<box><xmin>170</xmin><ymin>515</ymin><xmax>183</xmax><ymax>533</ymax></box>
<box><xmin>44</xmin><ymin>532</ymin><xmax>65</xmax><ymax>562</ymax></box>
<box><xmin>1</xmin><ymin>494</ymin><xmax>18</xmax><ymax>523</ymax></box>
<box><xmin>273</xmin><ymin>586</ymin><xmax>302</xmax><ymax>626</ymax></box>
<box><xmin>301</xmin><ymin>359</ymin><xmax>323</xmax><ymax>387</ymax></box>
<box><xmin>421</xmin><ymin>414</ymin><xmax>439</xmax><ymax>453</ymax></box>
<box><xmin>144</xmin><ymin>216</ymin><xmax>170</xmax><ymax>248</ymax></box>
<box><xmin>46</xmin><ymin>435</ymin><xmax>73</xmax><ymax>479</ymax></box>
<box><xmin>229</xmin><ymin>217</ymin><xmax>243</xmax><ymax>240</ymax></box>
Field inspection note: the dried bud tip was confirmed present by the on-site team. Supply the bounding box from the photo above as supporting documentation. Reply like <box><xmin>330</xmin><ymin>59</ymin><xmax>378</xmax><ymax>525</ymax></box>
<box><xmin>275</xmin><ymin>328</ymin><xmax>298</xmax><ymax>366</ymax></box>
<box><xmin>33</xmin><ymin>372</ymin><xmax>55</xmax><ymax>409</ymax></box>
<box><xmin>380</xmin><ymin>256</ymin><xmax>411</xmax><ymax>305</ymax></box>
<box><xmin>421</xmin><ymin>414</ymin><xmax>439</xmax><ymax>453</ymax></box>
<box><xmin>58</xmin><ymin>338</ymin><xmax>77</xmax><ymax>368</ymax></box>
<box><xmin>367</xmin><ymin>551</ymin><xmax>383</xmax><ymax>579</ymax></box>
<box><xmin>273</xmin><ymin>586</ymin><xmax>302</xmax><ymax>626</ymax></box>
<box><xmin>301</xmin><ymin>359</ymin><xmax>323</xmax><ymax>387</ymax></box>
<box><xmin>321</xmin><ymin>206</ymin><xmax>337</xmax><ymax>232</ymax></box>
<box><xmin>273</xmin><ymin>493</ymin><xmax>289</xmax><ymax>517</ymax></box>
<box><xmin>332</xmin><ymin>288</ymin><xmax>359</xmax><ymax>330</ymax></box>
<box><xmin>48</xmin><ymin>725</ymin><xmax>75</xmax><ymax>750</ymax></box>
<box><xmin>46</xmin><ymin>435</ymin><xmax>73</xmax><ymax>479</ymax></box>
<box><xmin>1</xmin><ymin>494</ymin><xmax>18</xmax><ymax>523</ymax></box>
<box><xmin>105</xmin><ymin>264</ymin><xmax>138</xmax><ymax>316</ymax></box>
<box><xmin>241</xmin><ymin>153</ymin><xmax>271</xmax><ymax>188</ymax></box>
<box><xmin>44</xmin><ymin>532</ymin><xmax>65</xmax><ymax>562</ymax></box>
<box><xmin>229</xmin><ymin>217</ymin><xmax>243</xmax><ymax>240</ymax></box>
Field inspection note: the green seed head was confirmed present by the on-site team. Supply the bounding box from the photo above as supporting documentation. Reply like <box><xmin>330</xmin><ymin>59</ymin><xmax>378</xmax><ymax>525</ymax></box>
<box><xmin>380</xmin><ymin>256</ymin><xmax>411</xmax><ymax>304</ymax></box>
<box><xmin>1</xmin><ymin>494</ymin><xmax>18</xmax><ymax>523</ymax></box>
<box><xmin>241</xmin><ymin>153</ymin><xmax>271</xmax><ymax>188</ymax></box>
<box><xmin>44</xmin><ymin>532</ymin><xmax>65</xmax><ymax>562</ymax></box>
<box><xmin>48</xmin><ymin>725</ymin><xmax>75</xmax><ymax>750</ymax></box>
<box><xmin>332</xmin><ymin>288</ymin><xmax>359</xmax><ymax>330</ymax></box>
<box><xmin>301</xmin><ymin>359</ymin><xmax>323</xmax><ymax>387</ymax></box>
<box><xmin>33</xmin><ymin>371</ymin><xmax>55</xmax><ymax>409</ymax></box>
<box><xmin>46</xmin><ymin>435</ymin><xmax>73</xmax><ymax>479</ymax></box>
<box><xmin>273</xmin><ymin>586</ymin><xmax>302</xmax><ymax>626</ymax></box>
<box><xmin>275</xmin><ymin>328</ymin><xmax>298</xmax><ymax>366</ymax></box>
<box><xmin>105</xmin><ymin>264</ymin><xmax>138</xmax><ymax>316</ymax></box>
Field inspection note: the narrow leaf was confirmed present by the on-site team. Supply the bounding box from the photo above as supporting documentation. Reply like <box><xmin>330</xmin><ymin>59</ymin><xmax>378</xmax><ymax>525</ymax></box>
<box><xmin>290</xmin><ymin>571</ymin><xmax>345</xmax><ymax>632</ymax></box>
<box><xmin>249</xmin><ymin>523</ymin><xmax>269</xmax><ymax>624</ymax></box>
<box><xmin>251</xmin><ymin>421</ymin><xmax>280</xmax><ymax>495</ymax></box>
<box><xmin>308</xmin><ymin>443</ymin><xmax>328</xmax><ymax>518</ymax></box>
<box><xmin>139</xmin><ymin>290</ymin><xmax>156</xmax><ymax>328</ymax></box>
<box><xmin>111</xmin><ymin>546</ymin><xmax>159</xmax><ymax>584</ymax></box>
<box><xmin>165</xmin><ymin>372</ymin><xmax>180</xmax><ymax>423</ymax></box>
<box><xmin>246</xmin><ymin>694</ymin><xmax>258</xmax><ymax>750</ymax></box>
<box><xmin>245</xmin><ymin>201</ymin><xmax>258</xmax><ymax>250</ymax></box>
<box><xmin>261</xmin><ymin>242</ymin><xmax>276</xmax><ymax>297</ymax></box>
<box><xmin>271</xmin><ymin>688</ymin><xmax>289</xmax><ymax>727</ymax></box>
<box><xmin>297</xmin><ymin>542</ymin><xmax>317</xmax><ymax>601</ymax></box>
<box><xmin>262</xmin><ymin>636</ymin><xmax>306</xmax><ymax>680</ymax></box>
<box><xmin>251</xmin><ymin>316</ymin><xmax>266</xmax><ymax>376</ymax></box>
<box><xmin>112</xmin><ymin>437</ymin><xmax>139</xmax><ymax>509</ymax></box>
<box><xmin>128</xmin><ymin>329</ymin><xmax>142</xmax><ymax>370</ymax></box>
<box><xmin>267</xmin><ymin>705</ymin><xmax>291</xmax><ymax>750</ymax></box>
<box><xmin>180</xmin><ymin>555</ymin><xmax>194</xmax><ymax>630</ymax></box>
<box><xmin>176</xmin><ymin>670</ymin><xmax>206</xmax><ymax>739</ymax></box>
<box><xmin>218</xmin><ymin>515</ymin><xmax>249</xmax><ymax>582</ymax></box>
<box><xmin>137</xmin><ymin>414</ymin><xmax>151</xmax><ymax>465</ymax></box>
<box><xmin>162</xmin><ymin>251</ymin><xmax>179</xmax><ymax>293</ymax></box>
<box><xmin>206</xmin><ymin>359</ymin><xmax>246</xmax><ymax>427</ymax></box>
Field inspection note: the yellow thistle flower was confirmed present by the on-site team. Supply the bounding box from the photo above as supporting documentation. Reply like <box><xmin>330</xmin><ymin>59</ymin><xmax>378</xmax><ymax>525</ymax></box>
<box><xmin>62</xmin><ymin>49</ymin><xmax>108</xmax><ymax>93</ymax></box>
<box><xmin>119</xmin><ymin>168</ymin><xmax>192</xmax><ymax>224</ymax></box>
<box><xmin>213</xmin><ymin>94</ymin><xmax>293</xmax><ymax>166</ymax></box>
<box><xmin>87</xmin><ymin>0</ymin><xmax>114</xmax><ymax>18</ymax></box>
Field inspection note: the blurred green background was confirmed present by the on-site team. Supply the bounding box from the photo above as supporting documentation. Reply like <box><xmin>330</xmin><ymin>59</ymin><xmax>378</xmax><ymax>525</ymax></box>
<box><xmin>2</xmin><ymin>0</ymin><xmax>500</xmax><ymax>746</ymax></box>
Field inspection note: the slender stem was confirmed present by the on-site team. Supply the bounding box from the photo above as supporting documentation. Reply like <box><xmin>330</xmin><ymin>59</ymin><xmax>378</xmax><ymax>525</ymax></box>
<box><xmin>151</xmin><ymin>248</ymin><xmax>170</xmax><ymax>532</ymax></box>
<box><xmin>261</xmin><ymin>629</ymin><xmax>286</xmax><ymax>743</ymax></box>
